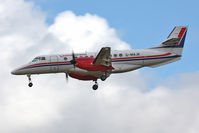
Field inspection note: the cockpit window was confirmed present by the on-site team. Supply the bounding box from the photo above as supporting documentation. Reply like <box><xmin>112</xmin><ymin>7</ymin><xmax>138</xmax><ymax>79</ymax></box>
<box><xmin>32</xmin><ymin>57</ymin><xmax>39</xmax><ymax>62</ymax></box>
<box><xmin>32</xmin><ymin>57</ymin><xmax>45</xmax><ymax>62</ymax></box>
<box><xmin>41</xmin><ymin>57</ymin><xmax>46</xmax><ymax>60</ymax></box>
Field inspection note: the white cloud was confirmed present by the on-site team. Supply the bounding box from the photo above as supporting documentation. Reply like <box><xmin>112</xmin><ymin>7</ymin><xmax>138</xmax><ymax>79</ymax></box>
<box><xmin>48</xmin><ymin>10</ymin><xmax>130</xmax><ymax>52</ymax></box>
<box><xmin>0</xmin><ymin>0</ymin><xmax>199</xmax><ymax>133</ymax></box>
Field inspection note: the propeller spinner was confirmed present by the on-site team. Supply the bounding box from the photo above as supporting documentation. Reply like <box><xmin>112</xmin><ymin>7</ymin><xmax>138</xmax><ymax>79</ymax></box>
<box><xmin>70</xmin><ymin>51</ymin><xmax>76</xmax><ymax>68</ymax></box>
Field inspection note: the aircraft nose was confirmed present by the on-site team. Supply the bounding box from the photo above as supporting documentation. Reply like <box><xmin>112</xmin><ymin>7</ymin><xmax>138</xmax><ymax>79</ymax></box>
<box><xmin>11</xmin><ymin>64</ymin><xmax>30</xmax><ymax>75</ymax></box>
<box><xmin>11</xmin><ymin>68</ymin><xmax>23</xmax><ymax>75</ymax></box>
<box><xmin>11</xmin><ymin>69</ymin><xmax>18</xmax><ymax>75</ymax></box>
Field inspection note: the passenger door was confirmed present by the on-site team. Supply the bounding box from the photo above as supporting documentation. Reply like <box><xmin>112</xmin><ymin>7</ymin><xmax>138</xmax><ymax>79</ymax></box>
<box><xmin>50</xmin><ymin>56</ymin><xmax>59</xmax><ymax>72</ymax></box>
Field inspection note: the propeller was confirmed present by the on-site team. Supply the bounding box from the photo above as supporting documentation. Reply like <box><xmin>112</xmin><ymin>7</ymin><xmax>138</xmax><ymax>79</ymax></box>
<box><xmin>70</xmin><ymin>51</ymin><xmax>76</xmax><ymax>68</ymax></box>
<box><xmin>65</xmin><ymin>73</ymin><xmax>68</xmax><ymax>83</ymax></box>
<box><xmin>71</xmin><ymin>51</ymin><xmax>76</xmax><ymax>68</ymax></box>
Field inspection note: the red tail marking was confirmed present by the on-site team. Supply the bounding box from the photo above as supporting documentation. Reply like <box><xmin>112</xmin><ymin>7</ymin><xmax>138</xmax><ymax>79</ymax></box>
<box><xmin>178</xmin><ymin>27</ymin><xmax>186</xmax><ymax>38</ymax></box>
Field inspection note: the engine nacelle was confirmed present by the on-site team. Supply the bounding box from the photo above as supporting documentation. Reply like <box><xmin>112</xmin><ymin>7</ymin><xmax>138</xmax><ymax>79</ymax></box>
<box><xmin>69</xmin><ymin>73</ymin><xmax>97</xmax><ymax>81</ymax></box>
<box><xmin>75</xmin><ymin>57</ymin><xmax>114</xmax><ymax>72</ymax></box>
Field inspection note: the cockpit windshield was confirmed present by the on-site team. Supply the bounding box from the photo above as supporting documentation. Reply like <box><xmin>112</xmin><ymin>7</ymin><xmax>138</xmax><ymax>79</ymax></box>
<box><xmin>32</xmin><ymin>57</ymin><xmax>46</xmax><ymax>62</ymax></box>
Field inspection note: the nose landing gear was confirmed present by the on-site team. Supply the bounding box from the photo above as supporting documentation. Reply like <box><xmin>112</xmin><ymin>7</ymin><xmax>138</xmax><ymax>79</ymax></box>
<box><xmin>27</xmin><ymin>75</ymin><xmax>33</xmax><ymax>87</ymax></box>
<box><xmin>28</xmin><ymin>82</ymin><xmax>33</xmax><ymax>87</ymax></box>
<box><xmin>92</xmin><ymin>81</ymin><xmax>98</xmax><ymax>90</ymax></box>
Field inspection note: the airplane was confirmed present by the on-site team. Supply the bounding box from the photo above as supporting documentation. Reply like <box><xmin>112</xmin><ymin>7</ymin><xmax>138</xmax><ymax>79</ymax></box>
<box><xmin>11</xmin><ymin>26</ymin><xmax>188</xmax><ymax>90</ymax></box>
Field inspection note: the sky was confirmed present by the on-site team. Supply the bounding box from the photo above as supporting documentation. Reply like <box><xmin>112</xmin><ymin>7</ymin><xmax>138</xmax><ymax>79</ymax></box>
<box><xmin>0</xmin><ymin>0</ymin><xmax>199</xmax><ymax>133</ymax></box>
<box><xmin>29</xmin><ymin>0</ymin><xmax>199</xmax><ymax>76</ymax></box>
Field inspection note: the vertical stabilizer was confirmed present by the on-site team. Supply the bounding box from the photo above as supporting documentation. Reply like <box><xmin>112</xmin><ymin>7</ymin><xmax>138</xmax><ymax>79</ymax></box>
<box><xmin>152</xmin><ymin>26</ymin><xmax>188</xmax><ymax>55</ymax></box>
<box><xmin>165</xmin><ymin>26</ymin><xmax>187</xmax><ymax>47</ymax></box>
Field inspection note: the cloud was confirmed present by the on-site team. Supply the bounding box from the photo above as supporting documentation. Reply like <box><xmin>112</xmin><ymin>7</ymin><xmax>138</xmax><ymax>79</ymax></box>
<box><xmin>48</xmin><ymin>11</ymin><xmax>130</xmax><ymax>52</ymax></box>
<box><xmin>0</xmin><ymin>0</ymin><xmax>199</xmax><ymax>133</ymax></box>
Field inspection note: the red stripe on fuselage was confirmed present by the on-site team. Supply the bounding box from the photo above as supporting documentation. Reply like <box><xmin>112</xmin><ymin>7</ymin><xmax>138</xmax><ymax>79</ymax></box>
<box><xmin>112</xmin><ymin>52</ymin><xmax>171</xmax><ymax>60</ymax></box>
<box><xmin>22</xmin><ymin>61</ymin><xmax>70</xmax><ymax>69</ymax></box>
<box><xmin>22</xmin><ymin>53</ymin><xmax>172</xmax><ymax>69</ymax></box>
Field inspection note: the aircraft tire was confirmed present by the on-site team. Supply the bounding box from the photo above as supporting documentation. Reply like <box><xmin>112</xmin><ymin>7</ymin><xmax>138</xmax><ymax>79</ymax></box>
<box><xmin>100</xmin><ymin>75</ymin><xmax>106</xmax><ymax>81</ymax></box>
<box><xmin>92</xmin><ymin>84</ymin><xmax>98</xmax><ymax>90</ymax></box>
<box><xmin>28</xmin><ymin>83</ymin><xmax>33</xmax><ymax>87</ymax></box>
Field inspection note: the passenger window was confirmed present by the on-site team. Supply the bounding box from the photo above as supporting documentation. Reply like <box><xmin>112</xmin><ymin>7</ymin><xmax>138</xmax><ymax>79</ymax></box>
<box><xmin>114</xmin><ymin>54</ymin><xmax>117</xmax><ymax>57</ymax></box>
<box><xmin>64</xmin><ymin>57</ymin><xmax>68</xmax><ymax>61</ymax></box>
<box><xmin>90</xmin><ymin>55</ymin><xmax>94</xmax><ymax>57</ymax></box>
<box><xmin>41</xmin><ymin>57</ymin><xmax>45</xmax><ymax>60</ymax></box>
<box><xmin>119</xmin><ymin>53</ymin><xmax>123</xmax><ymax>57</ymax></box>
<box><xmin>125</xmin><ymin>53</ymin><xmax>129</xmax><ymax>56</ymax></box>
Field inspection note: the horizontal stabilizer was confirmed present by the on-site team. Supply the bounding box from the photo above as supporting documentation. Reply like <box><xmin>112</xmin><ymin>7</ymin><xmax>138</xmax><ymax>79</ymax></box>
<box><xmin>162</xmin><ymin>26</ymin><xmax>187</xmax><ymax>47</ymax></box>
<box><xmin>151</xmin><ymin>26</ymin><xmax>188</xmax><ymax>57</ymax></box>
<box><xmin>162</xmin><ymin>38</ymin><xmax>180</xmax><ymax>45</ymax></box>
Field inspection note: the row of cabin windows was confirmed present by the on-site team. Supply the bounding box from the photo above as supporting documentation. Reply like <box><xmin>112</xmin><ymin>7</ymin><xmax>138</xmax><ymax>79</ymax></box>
<box><xmin>111</xmin><ymin>53</ymin><xmax>140</xmax><ymax>58</ymax></box>
<box><xmin>33</xmin><ymin>52</ymin><xmax>140</xmax><ymax>62</ymax></box>
<box><xmin>63</xmin><ymin>55</ymin><xmax>94</xmax><ymax>61</ymax></box>
<box><xmin>63</xmin><ymin>53</ymin><xmax>140</xmax><ymax>61</ymax></box>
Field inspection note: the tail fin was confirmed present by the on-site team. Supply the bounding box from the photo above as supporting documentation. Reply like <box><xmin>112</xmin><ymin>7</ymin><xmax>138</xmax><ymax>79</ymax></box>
<box><xmin>163</xmin><ymin>26</ymin><xmax>187</xmax><ymax>47</ymax></box>
<box><xmin>153</xmin><ymin>26</ymin><xmax>188</xmax><ymax>55</ymax></box>
<box><xmin>148</xmin><ymin>26</ymin><xmax>188</xmax><ymax>68</ymax></box>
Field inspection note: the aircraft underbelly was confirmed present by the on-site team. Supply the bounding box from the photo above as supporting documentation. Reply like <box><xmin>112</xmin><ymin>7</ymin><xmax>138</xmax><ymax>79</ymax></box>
<box><xmin>143</xmin><ymin>57</ymin><xmax>173</xmax><ymax>66</ymax></box>
<box><xmin>112</xmin><ymin>64</ymin><xmax>142</xmax><ymax>73</ymax></box>
<box><xmin>68</xmin><ymin>67</ymin><xmax>103</xmax><ymax>77</ymax></box>
<box><xmin>111</xmin><ymin>59</ymin><xmax>143</xmax><ymax>73</ymax></box>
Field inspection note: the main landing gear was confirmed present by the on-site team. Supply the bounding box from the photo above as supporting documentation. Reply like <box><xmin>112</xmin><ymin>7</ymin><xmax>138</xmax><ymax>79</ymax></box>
<box><xmin>92</xmin><ymin>72</ymin><xmax>108</xmax><ymax>90</ymax></box>
<box><xmin>100</xmin><ymin>74</ymin><xmax>107</xmax><ymax>81</ymax></box>
<box><xmin>27</xmin><ymin>74</ymin><xmax>33</xmax><ymax>87</ymax></box>
<box><xmin>100</xmin><ymin>72</ymin><xmax>108</xmax><ymax>81</ymax></box>
<box><xmin>92</xmin><ymin>81</ymin><xmax>98</xmax><ymax>90</ymax></box>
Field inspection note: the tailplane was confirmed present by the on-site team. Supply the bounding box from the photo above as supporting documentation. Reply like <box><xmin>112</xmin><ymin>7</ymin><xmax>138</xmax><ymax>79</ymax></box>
<box><xmin>152</xmin><ymin>26</ymin><xmax>188</xmax><ymax>55</ymax></box>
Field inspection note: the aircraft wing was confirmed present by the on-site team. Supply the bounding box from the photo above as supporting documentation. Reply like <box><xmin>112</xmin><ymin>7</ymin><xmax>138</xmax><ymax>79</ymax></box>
<box><xmin>93</xmin><ymin>47</ymin><xmax>112</xmax><ymax>66</ymax></box>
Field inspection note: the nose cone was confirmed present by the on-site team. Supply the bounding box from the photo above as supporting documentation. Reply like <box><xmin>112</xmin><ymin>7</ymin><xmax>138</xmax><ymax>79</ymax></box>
<box><xmin>11</xmin><ymin>69</ymin><xmax>20</xmax><ymax>75</ymax></box>
<box><xmin>11</xmin><ymin>66</ymin><xmax>26</xmax><ymax>75</ymax></box>
<box><xmin>11</xmin><ymin>64</ymin><xmax>31</xmax><ymax>75</ymax></box>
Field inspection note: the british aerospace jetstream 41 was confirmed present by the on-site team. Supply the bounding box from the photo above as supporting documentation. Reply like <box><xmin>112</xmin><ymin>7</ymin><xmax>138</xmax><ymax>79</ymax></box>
<box><xmin>11</xmin><ymin>26</ymin><xmax>188</xmax><ymax>90</ymax></box>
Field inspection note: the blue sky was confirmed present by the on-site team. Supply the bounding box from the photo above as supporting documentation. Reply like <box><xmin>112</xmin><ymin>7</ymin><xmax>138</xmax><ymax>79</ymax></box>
<box><xmin>1</xmin><ymin>1</ymin><xmax>199</xmax><ymax>131</ymax></box>
<box><xmin>28</xmin><ymin>0</ymin><xmax>199</xmax><ymax>77</ymax></box>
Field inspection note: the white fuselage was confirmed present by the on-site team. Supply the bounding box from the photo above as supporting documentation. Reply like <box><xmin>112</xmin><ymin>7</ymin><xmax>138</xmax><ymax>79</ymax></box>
<box><xmin>10</xmin><ymin>26</ymin><xmax>187</xmax><ymax>89</ymax></box>
<box><xmin>11</xmin><ymin>48</ymin><xmax>181</xmax><ymax>78</ymax></box>
<box><xmin>10</xmin><ymin>26</ymin><xmax>187</xmax><ymax>90</ymax></box>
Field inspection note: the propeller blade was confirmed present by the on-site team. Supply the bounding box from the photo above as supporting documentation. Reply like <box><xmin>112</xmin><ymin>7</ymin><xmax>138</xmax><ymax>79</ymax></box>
<box><xmin>70</xmin><ymin>50</ymin><xmax>76</xmax><ymax>68</ymax></box>
<box><xmin>72</xmin><ymin>50</ymin><xmax>75</xmax><ymax>60</ymax></box>
<box><xmin>65</xmin><ymin>73</ymin><xmax>68</xmax><ymax>83</ymax></box>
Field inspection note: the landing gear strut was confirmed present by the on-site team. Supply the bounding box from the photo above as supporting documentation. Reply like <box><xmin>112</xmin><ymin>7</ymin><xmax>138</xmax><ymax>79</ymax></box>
<box><xmin>92</xmin><ymin>81</ymin><xmax>98</xmax><ymax>90</ymax></box>
<box><xmin>100</xmin><ymin>71</ymin><xmax>109</xmax><ymax>81</ymax></box>
<box><xmin>27</xmin><ymin>74</ymin><xmax>33</xmax><ymax>87</ymax></box>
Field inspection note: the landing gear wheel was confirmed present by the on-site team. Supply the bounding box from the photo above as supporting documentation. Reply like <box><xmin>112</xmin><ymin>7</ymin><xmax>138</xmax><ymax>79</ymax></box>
<box><xmin>92</xmin><ymin>84</ymin><xmax>98</xmax><ymax>90</ymax></box>
<box><xmin>27</xmin><ymin>74</ymin><xmax>33</xmax><ymax>87</ymax></box>
<box><xmin>28</xmin><ymin>82</ymin><xmax>33</xmax><ymax>87</ymax></box>
<box><xmin>100</xmin><ymin>75</ymin><xmax>107</xmax><ymax>81</ymax></box>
